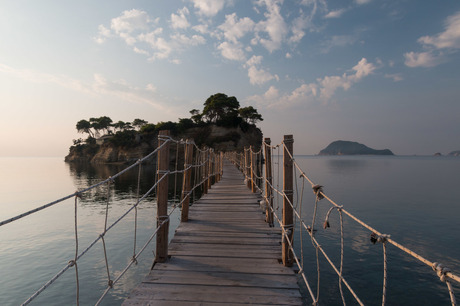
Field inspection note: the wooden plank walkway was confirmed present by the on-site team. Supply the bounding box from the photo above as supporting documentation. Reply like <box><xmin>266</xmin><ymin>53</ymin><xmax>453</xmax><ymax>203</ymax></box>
<box><xmin>123</xmin><ymin>161</ymin><xmax>302</xmax><ymax>305</ymax></box>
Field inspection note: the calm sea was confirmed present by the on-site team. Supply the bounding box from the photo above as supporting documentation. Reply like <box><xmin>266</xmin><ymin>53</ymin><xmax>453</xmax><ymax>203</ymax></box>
<box><xmin>0</xmin><ymin>156</ymin><xmax>459</xmax><ymax>305</ymax></box>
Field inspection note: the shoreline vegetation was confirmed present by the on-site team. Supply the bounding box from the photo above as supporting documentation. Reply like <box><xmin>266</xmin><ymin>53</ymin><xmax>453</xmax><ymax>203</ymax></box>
<box><xmin>65</xmin><ymin>93</ymin><xmax>263</xmax><ymax>164</ymax></box>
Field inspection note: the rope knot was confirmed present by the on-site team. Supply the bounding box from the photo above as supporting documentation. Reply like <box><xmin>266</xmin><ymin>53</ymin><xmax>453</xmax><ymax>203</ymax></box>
<box><xmin>108</xmin><ymin>279</ymin><xmax>114</xmax><ymax>288</ymax></box>
<box><xmin>68</xmin><ymin>260</ymin><xmax>76</xmax><ymax>267</ymax></box>
<box><xmin>312</xmin><ymin>184</ymin><xmax>324</xmax><ymax>200</ymax></box>
<box><xmin>370</xmin><ymin>232</ymin><xmax>390</xmax><ymax>244</ymax></box>
<box><xmin>432</xmin><ymin>262</ymin><xmax>451</xmax><ymax>282</ymax></box>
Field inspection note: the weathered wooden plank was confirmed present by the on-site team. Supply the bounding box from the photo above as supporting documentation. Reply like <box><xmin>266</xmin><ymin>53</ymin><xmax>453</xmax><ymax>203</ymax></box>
<box><xmin>124</xmin><ymin>160</ymin><xmax>302</xmax><ymax>306</ymax></box>
<box><xmin>125</xmin><ymin>283</ymin><xmax>302</xmax><ymax>305</ymax></box>
<box><xmin>153</xmin><ymin>256</ymin><xmax>291</xmax><ymax>275</ymax></box>
<box><xmin>144</xmin><ymin>270</ymin><xmax>299</xmax><ymax>289</ymax></box>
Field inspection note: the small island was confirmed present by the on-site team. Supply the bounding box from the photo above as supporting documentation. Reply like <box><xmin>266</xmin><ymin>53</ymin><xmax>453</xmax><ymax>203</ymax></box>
<box><xmin>318</xmin><ymin>140</ymin><xmax>394</xmax><ymax>156</ymax></box>
<box><xmin>448</xmin><ymin>150</ymin><xmax>460</xmax><ymax>157</ymax></box>
<box><xmin>66</xmin><ymin>93</ymin><xmax>263</xmax><ymax>164</ymax></box>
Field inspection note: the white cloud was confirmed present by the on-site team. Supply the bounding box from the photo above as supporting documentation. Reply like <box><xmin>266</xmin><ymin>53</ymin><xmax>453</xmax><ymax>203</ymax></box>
<box><xmin>133</xmin><ymin>47</ymin><xmax>149</xmax><ymax>55</ymax></box>
<box><xmin>325</xmin><ymin>9</ymin><xmax>346</xmax><ymax>19</ymax></box>
<box><xmin>244</xmin><ymin>55</ymin><xmax>278</xmax><ymax>85</ymax></box>
<box><xmin>404</xmin><ymin>51</ymin><xmax>442</xmax><ymax>68</ymax></box>
<box><xmin>171</xmin><ymin>7</ymin><xmax>190</xmax><ymax>29</ymax></box>
<box><xmin>247</xmin><ymin>58</ymin><xmax>376</xmax><ymax>108</ymax></box>
<box><xmin>254</xmin><ymin>0</ymin><xmax>288</xmax><ymax>52</ymax></box>
<box><xmin>405</xmin><ymin>11</ymin><xmax>460</xmax><ymax>68</ymax></box>
<box><xmin>0</xmin><ymin>62</ymin><xmax>168</xmax><ymax>111</ymax></box>
<box><xmin>419</xmin><ymin>12</ymin><xmax>460</xmax><ymax>49</ymax></box>
<box><xmin>191</xmin><ymin>0</ymin><xmax>225</xmax><ymax>17</ymax></box>
<box><xmin>246</xmin><ymin>55</ymin><xmax>263</xmax><ymax>66</ymax></box>
<box><xmin>247</xmin><ymin>66</ymin><xmax>278</xmax><ymax>85</ymax></box>
<box><xmin>355</xmin><ymin>0</ymin><xmax>371</xmax><ymax>5</ymax></box>
<box><xmin>146</xmin><ymin>83</ymin><xmax>157</xmax><ymax>92</ymax></box>
<box><xmin>193</xmin><ymin>24</ymin><xmax>209</xmax><ymax>34</ymax></box>
<box><xmin>111</xmin><ymin>9</ymin><xmax>151</xmax><ymax>33</ymax></box>
<box><xmin>217</xmin><ymin>41</ymin><xmax>246</xmax><ymax>61</ymax></box>
<box><xmin>218</xmin><ymin>13</ymin><xmax>255</xmax><ymax>43</ymax></box>
<box><xmin>321</xmin><ymin>35</ymin><xmax>359</xmax><ymax>53</ymax></box>
<box><xmin>384</xmin><ymin>73</ymin><xmax>403</xmax><ymax>82</ymax></box>
<box><xmin>94</xmin><ymin>25</ymin><xmax>111</xmax><ymax>44</ymax></box>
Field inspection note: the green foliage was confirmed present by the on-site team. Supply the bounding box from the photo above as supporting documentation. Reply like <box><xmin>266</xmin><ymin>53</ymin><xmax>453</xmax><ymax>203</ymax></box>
<box><xmin>177</xmin><ymin>118</ymin><xmax>195</xmax><ymax>133</ymax></box>
<box><xmin>189</xmin><ymin>109</ymin><xmax>202</xmax><ymax>124</ymax></box>
<box><xmin>132</xmin><ymin>118</ymin><xmax>148</xmax><ymax>130</ymax></box>
<box><xmin>140</xmin><ymin>123</ymin><xmax>156</xmax><ymax>134</ymax></box>
<box><xmin>239</xmin><ymin>106</ymin><xmax>263</xmax><ymax>124</ymax></box>
<box><xmin>202</xmin><ymin>93</ymin><xmax>240</xmax><ymax>124</ymax></box>
<box><xmin>109</xmin><ymin>130</ymin><xmax>137</xmax><ymax>147</ymax></box>
<box><xmin>155</xmin><ymin>121</ymin><xmax>178</xmax><ymax>135</ymax></box>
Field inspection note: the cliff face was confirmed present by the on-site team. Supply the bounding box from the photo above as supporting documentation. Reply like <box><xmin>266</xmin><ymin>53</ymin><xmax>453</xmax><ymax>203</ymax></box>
<box><xmin>319</xmin><ymin>140</ymin><xmax>394</xmax><ymax>156</ymax></box>
<box><xmin>65</xmin><ymin>124</ymin><xmax>262</xmax><ymax>164</ymax></box>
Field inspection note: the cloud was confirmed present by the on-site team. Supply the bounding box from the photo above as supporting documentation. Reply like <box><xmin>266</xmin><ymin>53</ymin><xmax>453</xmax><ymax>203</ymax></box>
<box><xmin>94</xmin><ymin>25</ymin><xmax>111</xmax><ymax>44</ymax></box>
<box><xmin>218</xmin><ymin>13</ymin><xmax>255</xmax><ymax>43</ymax></box>
<box><xmin>247</xmin><ymin>58</ymin><xmax>376</xmax><ymax>108</ymax></box>
<box><xmin>245</xmin><ymin>55</ymin><xmax>279</xmax><ymax>85</ymax></box>
<box><xmin>217</xmin><ymin>41</ymin><xmax>246</xmax><ymax>61</ymax></box>
<box><xmin>355</xmin><ymin>0</ymin><xmax>371</xmax><ymax>5</ymax></box>
<box><xmin>384</xmin><ymin>73</ymin><xmax>403</xmax><ymax>82</ymax></box>
<box><xmin>190</xmin><ymin>0</ymin><xmax>225</xmax><ymax>17</ymax></box>
<box><xmin>405</xmin><ymin>11</ymin><xmax>460</xmax><ymax>68</ymax></box>
<box><xmin>92</xmin><ymin>74</ymin><xmax>168</xmax><ymax>110</ymax></box>
<box><xmin>325</xmin><ymin>9</ymin><xmax>346</xmax><ymax>19</ymax></box>
<box><xmin>0</xmin><ymin>62</ymin><xmax>168</xmax><ymax>111</ymax></box>
<box><xmin>171</xmin><ymin>7</ymin><xmax>190</xmax><ymax>29</ymax></box>
<box><xmin>254</xmin><ymin>0</ymin><xmax>288</xmax><ymax>52</ymax></box>
<box><xmin>404</xmin><ymin>51</ymin><xmax>443</xmax><ymax>68</ymax></box>
<box><xmin>321</xmin><ymin>35</ymin><xmax>359</xmax><ymax>53</ymax></box>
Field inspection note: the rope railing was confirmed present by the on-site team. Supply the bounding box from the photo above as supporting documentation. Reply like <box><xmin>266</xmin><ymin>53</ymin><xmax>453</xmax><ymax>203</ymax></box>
<box><xmin>2</xmin><ymin>132</ymin><xmax>222</xmax><ymax>305</ymax></box>
<box><xmin>229</xmin><ymin>137</ymin><xmax>459</xmax><ymax>306</ymax></box>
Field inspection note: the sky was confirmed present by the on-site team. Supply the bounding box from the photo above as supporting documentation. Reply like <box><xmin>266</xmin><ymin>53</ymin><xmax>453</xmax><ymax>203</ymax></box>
<box><xmin>1</xmin><ymin>0</ymin><xmax>460</xmax><ymax>157</ymax></box>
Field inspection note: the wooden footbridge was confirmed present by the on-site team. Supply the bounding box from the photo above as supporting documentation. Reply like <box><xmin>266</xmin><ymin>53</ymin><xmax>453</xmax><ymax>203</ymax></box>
<box><xmin>5</xmin><ymin>132</ymin><xmax>460</xmax><ymax>305</ymax></box>
<box><xmin>123</xmin><ymin>160</ymin><xmax>303</xmax><ymax>305</ymax></box>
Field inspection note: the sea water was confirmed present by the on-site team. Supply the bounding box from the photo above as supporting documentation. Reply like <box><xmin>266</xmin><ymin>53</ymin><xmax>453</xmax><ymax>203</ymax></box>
<box><xmin>0</xmin><ymin>156</ymin><xmax>459</xmax><ymax>305</ymax></box>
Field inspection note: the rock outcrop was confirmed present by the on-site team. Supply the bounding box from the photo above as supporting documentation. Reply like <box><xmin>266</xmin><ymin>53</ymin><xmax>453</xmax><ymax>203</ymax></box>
<box><xmin>319</xmin><ymin>140</ymin><xmax>394</xmax><ymax>156</ymax></box>
<box><xmin>65</xmin><ymin>124</ymin><xmax>262</xmax><ymax>164</ymax></box>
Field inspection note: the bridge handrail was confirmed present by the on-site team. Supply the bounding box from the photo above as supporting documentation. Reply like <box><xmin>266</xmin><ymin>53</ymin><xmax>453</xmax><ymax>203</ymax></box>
<box><xmin>4</xmin><ymin>134</ymin><xmax>222</xmax><ymax>306</ymax></box>
<box><xmin>229</xmin><ymin>139</ymin><xmax>458</xmax><ymax>306</ymax></box>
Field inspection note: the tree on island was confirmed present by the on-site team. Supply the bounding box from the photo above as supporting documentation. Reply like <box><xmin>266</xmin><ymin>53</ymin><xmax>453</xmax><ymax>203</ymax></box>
<box><xmin>70</xmin><ymin>93</ymin><xmax>263</xmax><ymax>152</ymax></box>
<box><xmin>239</xmin><ymin>106</ymin><xmax>263</xmax><ymax>125</ymax></box>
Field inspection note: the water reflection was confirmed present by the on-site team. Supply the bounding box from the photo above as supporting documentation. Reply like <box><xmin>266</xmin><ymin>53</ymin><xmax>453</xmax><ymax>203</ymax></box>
<box><xmin>326</xmin><ymin>156</ymin><xmax>369</xmax><ymax>175</ymax></box>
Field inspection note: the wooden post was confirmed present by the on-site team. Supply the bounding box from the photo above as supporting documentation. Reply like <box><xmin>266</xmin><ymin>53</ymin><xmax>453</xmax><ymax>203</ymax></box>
<box><xmin>245</xmin><ymin>149</ymin><xmax>251</xmax><ymax>189</ymax></box>
<box><xmin>282</xmin><ymin>134</ymin><xmax>294</xmax><ymax>267</ymax></box>
<box><xmin>264</xmin><ymin>138</ymin><xmax>274</xmax><ymax>226</ymax></box>
<box><xmin>203</xmin><ymin>150</ymin><xmax>208</xmax><ymax>194</ymax></box>
<box><xmin>207</xmin><ymin>150</ymin><xmax>213</xmax><ymax>189</ymax></box>
<box><xmin>250</xmin><ymin>146</ymin><xmax>256</xmax><ymax>192</ymax></box>
<box><xmin>155</xmin><ymin>130</ymin><xmax>170</xmax><ymax>264</ymax></box>
<box><xmin>181</xmin><ymin>140</ymin><xmax>193</xmax><ymax>222</ymax></box>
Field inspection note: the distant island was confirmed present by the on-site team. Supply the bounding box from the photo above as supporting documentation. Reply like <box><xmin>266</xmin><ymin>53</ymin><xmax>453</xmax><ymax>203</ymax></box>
<box><xmin>448</xmin><ymin>150</ymin><xmax>460</xmax><ymax>156</ymax></box>
<box><xmin>319</xmin><ymin>140</ymin><xmax>394</xmax><ymax>156</ymax></box>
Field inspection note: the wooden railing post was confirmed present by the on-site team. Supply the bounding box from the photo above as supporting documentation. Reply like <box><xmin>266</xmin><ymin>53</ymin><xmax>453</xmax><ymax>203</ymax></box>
<box><xmin>245</xmin><ymin>149</ymin><xmax>251</xmax><ymax>189</ymax></box>
<box><xmin>264</xmin><ymin>138</ymin><xmax>274</xmax><ymax>226</ymax></box>
<box><xmin>282</xmin><ymin>134</ymin><xmax>294</xmax><ymax>267</ymax></box>
<box><xmin>203</xmin><ymin>149</ymin><xmax>208</xmax><ymax>194</ymax></box>
<box><xmin>155</xmin><ymin>130</ymin><xmax>170</xmax><ymax>264</ymax></box>
<box><xmin>207</xmin><ymin>150</ymin><xmax>213</xmax><ymax>189</ymax></box>
<box><xmin>250</xmin><ymin>146</ymin><xmax>256</xmax><ymax>192</ymax></box>
<box><xmin>181</xmin><ymin>139</ymin><xmax>193</xmax><ymax>222</ymax></box>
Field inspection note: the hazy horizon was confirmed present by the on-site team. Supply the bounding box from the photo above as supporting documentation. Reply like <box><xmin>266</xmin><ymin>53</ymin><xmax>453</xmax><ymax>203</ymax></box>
<box><xmin>1</xmin><ymin>1</ymin><xmax>460</xmax><ymax>157</ymax></box>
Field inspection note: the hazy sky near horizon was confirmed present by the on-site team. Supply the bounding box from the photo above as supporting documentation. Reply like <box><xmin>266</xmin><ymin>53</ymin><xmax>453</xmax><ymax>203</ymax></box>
<box><xmin>1</xmin><ymin>0</ymin><xmax>460</xmax><ymax>157</ymax></box>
